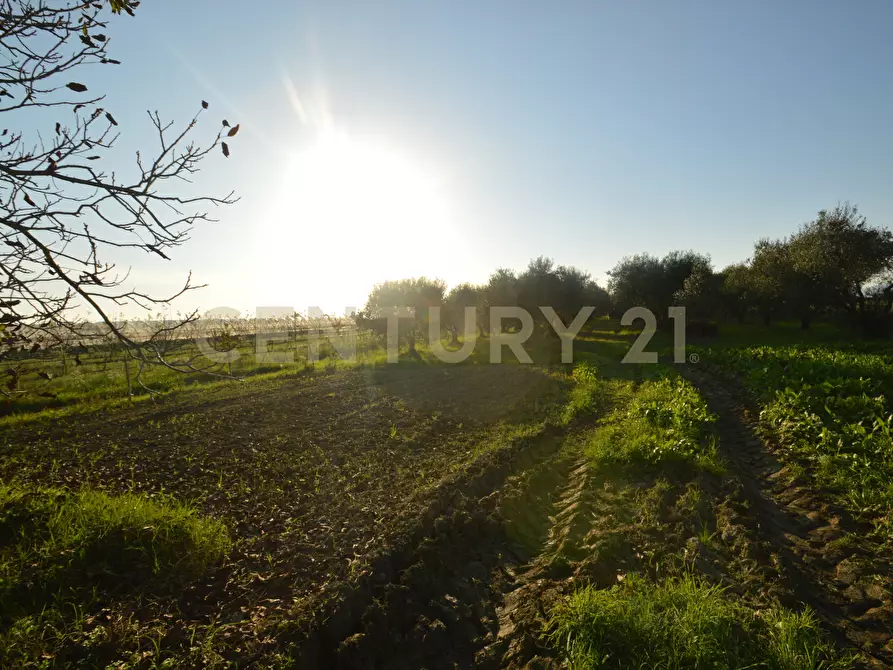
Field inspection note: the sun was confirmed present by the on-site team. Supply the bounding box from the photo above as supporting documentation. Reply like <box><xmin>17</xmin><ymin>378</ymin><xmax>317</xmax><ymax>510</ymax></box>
<box><xmin>257</xmin><ymin>129</ymin><xmax>457</xmax><ymax>312</ymax></box>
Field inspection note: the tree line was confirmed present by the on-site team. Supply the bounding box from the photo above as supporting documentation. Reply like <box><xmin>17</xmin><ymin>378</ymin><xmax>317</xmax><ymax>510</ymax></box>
<box><xmin>358</xmin><ymin>203</ymin><xmax>893</xmax><ymax>341</ymax></box>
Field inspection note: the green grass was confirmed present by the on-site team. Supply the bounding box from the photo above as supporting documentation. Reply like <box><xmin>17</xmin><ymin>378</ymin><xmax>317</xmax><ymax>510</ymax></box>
<box><xmin>0</xmin><ymin>363</ymin><xmax>567</xmax><ymax>664</ymax></box>
<box><xmin>546</xmin><ymin>573</ymin><xmax>849</xmax><ymax>669</ymax></box>
<box><xmin>547</xmin><ymin>368</ymin><xmax>848</xmax><ymax>668</ymax></box>
<box><xmin>571</xmin><ymin>317</ymin><xmax>847</xmax><ymax>381</ymax></box>
<box><xmin>0</xmin><ymin>483</ymin><xmax>229</xmax><ymax>666</ymax></box>
<box><xmin>0</xmin><ymin>330</ymin><xmax>567</xmax><ymax>427</ymax></box>
<box><xmin>0</xmin><ymin>336</ymin><xmax>373</xmax><ymax>421</ymax></box>
<box><xmin>689</xmin><ymin>320</ymin><xmax>848</xmax><ymax>349</ymax></box>
<box><xmin>561</xmin><ymin>362</ymin><xmax>617</xmax><ymax>425</ymax></box>
<box><xmin>584</xmin><ymin>375</ymin><xmax>723</xmax><ymax>475</ymax></box>
<box><xmin>2</xmin><ymin>317</ymin><xmax>846</xmax><ymax>425</ymax></box>
<box><xmin>0</xmin><ymin>317</ymin><xmax>883</xmax><ymax>664</ymax></box>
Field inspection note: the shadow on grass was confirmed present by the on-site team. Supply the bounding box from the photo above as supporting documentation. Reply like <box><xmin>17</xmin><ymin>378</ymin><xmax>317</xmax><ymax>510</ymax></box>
<box><xmin>0</xmin><ymin>484</ymin><xmax>229</xmax><ymax>632</ymax></box>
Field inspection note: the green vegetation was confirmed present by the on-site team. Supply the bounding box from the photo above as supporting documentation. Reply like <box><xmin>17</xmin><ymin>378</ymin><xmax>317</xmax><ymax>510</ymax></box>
<box><xmin>0</xmin><ymin>332</ymin><xmax>383</xmax><ymax>422</ymax></box>
<box><xmin>703</xmin><ymin>344</ymin><xmax>893</xmax><ymax>533</ymax></box>
<box><xmin>7</xmin><ymin>200</ymin><xmax>893</xmax><ymax>422</ymax></box>
<box><xmin>0</xmin><ymin>325</ymin><xmax>567</xmax><ymax>424</ymax></box>
<box><xmin>1</xmin><ymin>0</ymin><xmax>889</xmax><ymax>665</ymax></box>
<box><xmin>607</xmin><ymin>203</ymin><xmax>893</xmax><ymax>337</ymax></box>
<box><xmin>547</xmin><ymin>574</ymin><xmax>847</xmax><ymax>670</ymax></box>
<box><xmin>543</xmin><ymin>366</ymin><xmax>851</xmax><ymax>669</ymax></box>
<box><xmin>0</xmin><ymin>364</ymin><xmax>569</xmax><ymax>666</ymax></box>
<box><xmin>3</xmin><ymin>316</ymin><xmax>886</xmax><ymax>666</ymax></box>
<box><xmin>0</xmin><ymin>483</ymin><xmax>228</xmax><ymax>666</ymax></box>
<box><xmin>585</xmin><ymin>375</ymin><xmax>722</xmax><ymax>475</ymax></box>
<box><xmin>562</xmin><ymin>362</ymin><xmax>608</xmax><ymax>425</ymax></box>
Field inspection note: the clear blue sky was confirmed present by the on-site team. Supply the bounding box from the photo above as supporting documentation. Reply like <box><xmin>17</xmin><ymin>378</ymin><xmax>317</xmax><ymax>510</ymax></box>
<box><xmin>94</xmin><ymin>0</ymin><xmax>893</xmax><ymax>315</ymax></box>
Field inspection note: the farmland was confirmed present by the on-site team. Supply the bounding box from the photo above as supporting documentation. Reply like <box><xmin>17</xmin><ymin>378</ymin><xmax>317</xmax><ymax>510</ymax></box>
<box><xmin>0</xmin><ymin>360</ymin><xmax>563</xmax><ymax>666</ymax></box>
<box><xmin>1</xmin><ymin>320</ymin><xmax>892</xmax><ymax>667</ymax></box>
<box><xmin>6</xmin><ymin>1</ymin><xmax>893</xmax><ymax>667</ymax></box>
<box><xmin>695</xmin><ymin>344</ymin><xmax>893</xmax><ymax>531</ymax></box>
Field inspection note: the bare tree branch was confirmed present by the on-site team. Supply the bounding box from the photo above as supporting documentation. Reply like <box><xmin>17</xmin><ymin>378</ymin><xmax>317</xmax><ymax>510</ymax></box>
<box><xmin>0</xmin><ymin>0</ymin><xmax>239</xmax><ymax>389</ymax></box>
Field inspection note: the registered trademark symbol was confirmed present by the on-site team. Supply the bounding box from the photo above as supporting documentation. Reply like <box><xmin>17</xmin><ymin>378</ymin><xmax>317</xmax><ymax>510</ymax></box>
<box><xmin>689</xmin><ymin>353</ymin><xmax>700</xmax><ymax>364</ymax></box>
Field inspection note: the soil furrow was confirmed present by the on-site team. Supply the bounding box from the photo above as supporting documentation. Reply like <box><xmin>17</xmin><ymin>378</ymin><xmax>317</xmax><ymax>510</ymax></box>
<box><xmin>289</xmin><ymin>423</ymin><xmax>580</xmax><ymax>668</ymax></box>
<box><xmin>477</xmin><ymin>451</ymin><xmax>594</xmax><ymax>668</ymax></box>
<box><xmin>290</xmin><ymin>416</ymin><xmax>604</xmax><ymax>670</ymax></box>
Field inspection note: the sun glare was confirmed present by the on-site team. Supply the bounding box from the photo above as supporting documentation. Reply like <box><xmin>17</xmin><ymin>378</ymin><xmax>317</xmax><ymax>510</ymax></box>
<box><xmin>257</xmin><ymin>129</ymin><xmax>458</xmax><ymax>311</ymax></box>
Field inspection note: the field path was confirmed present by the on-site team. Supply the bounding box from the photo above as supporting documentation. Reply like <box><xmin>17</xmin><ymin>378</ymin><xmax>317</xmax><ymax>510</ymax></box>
<box><xmin>475</xmin><ymin>452</ymin><xmax>595</xmax><ymax>667</ymax></box>
<box><xmin>681</xmin><ymin>366</ymin><xmax>893</xmax><ymax>666</ymax></box>
<box><xmin>298</xmin><ymin>422</ymin><xmax>599</xmax><ymax>669</ymax></box>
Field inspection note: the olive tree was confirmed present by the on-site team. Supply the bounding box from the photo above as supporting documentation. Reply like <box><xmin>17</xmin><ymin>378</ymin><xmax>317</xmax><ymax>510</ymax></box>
<box><xmin>788</xmin><ymin>203</ymin><xmax>893</xmax><ymax>330</ymax></box>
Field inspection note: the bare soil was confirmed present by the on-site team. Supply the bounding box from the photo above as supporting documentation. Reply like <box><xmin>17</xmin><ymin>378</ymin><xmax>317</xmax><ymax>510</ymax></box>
<box><xmin>0</xmin><ymin>365</ymin><xmax>562</xmax><ymax>665</ymax></box>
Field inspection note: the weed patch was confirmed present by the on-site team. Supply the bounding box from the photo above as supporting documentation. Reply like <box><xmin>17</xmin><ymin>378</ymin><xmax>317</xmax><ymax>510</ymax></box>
<box><xmin>0</xmin><ymin>483</ymin><xmax>228</xmax><ymax>665</ymax></box>
<box><xmin>561</xmin><ymin>362</ymin><xmax>625</xmax><ymax>426</ymax></box>
<box><xmin>698</xmin><ymin>344</ymin><xmax>893</xmax><ymax>533</ymax></box>
<box><xmin>547</xmin><ymin>574</ymin><xmax>850</xmax><ymax>669</ymax></box>
<box><xmin>585</xmin><ymin>376</ymin><xmax>722</xmax><ymax>476</ymax></box>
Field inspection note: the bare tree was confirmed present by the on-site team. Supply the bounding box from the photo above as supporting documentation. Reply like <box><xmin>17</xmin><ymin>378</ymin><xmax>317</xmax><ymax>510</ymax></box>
<box><xmin>0</xmin><ymin>0</ymin><xmax>240</xmax><ymax>393</ymax></box>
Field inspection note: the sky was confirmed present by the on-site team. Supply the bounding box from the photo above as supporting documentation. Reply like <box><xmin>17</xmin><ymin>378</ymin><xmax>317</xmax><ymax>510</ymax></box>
<box><xmin>82</xmin><ymin>0</ymin><xmax>893</xmax><ymax>316</ymax></box>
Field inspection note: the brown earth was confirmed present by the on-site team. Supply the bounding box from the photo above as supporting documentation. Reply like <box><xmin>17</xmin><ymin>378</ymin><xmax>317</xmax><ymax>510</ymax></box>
<box><xmin>317</xmin><ymin>367</ymin><xmax>893</xmax><ymax>668</ymax></box>
<box><xmin>0</xmin><ymin>364</ymin><xmax>563</xmax><ymax>666</ymax></box>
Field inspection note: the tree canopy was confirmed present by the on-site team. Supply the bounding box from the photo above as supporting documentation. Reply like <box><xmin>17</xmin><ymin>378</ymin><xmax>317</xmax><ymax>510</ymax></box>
<box><xmin>354</xmin><ymin>203</ymin><xmax>893</xmax><ymax>349</ymax></box>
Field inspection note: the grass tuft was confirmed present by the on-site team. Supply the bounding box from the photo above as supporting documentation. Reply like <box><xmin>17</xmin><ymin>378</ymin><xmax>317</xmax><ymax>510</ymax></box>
<box><xmin>0</xmin><ymin>482</ymin><xmax>229</xmax><ymax>665</ymax></box>
<box><xmin>560</xmin><ymin>362</ymin><xmax>634</xmax><ymax>428</ymax></box>
<box><xmin>546</xmin><ymin>573</ymin><xmax>849</xmax><ymax>669</ymax></box>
